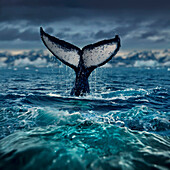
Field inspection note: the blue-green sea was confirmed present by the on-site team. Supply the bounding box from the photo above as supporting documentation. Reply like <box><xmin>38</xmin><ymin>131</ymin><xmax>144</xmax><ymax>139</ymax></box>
<box><xmin>0</xmin><ymin>67</ymin><xmax>170</xmax><ymax>170</ymax></box>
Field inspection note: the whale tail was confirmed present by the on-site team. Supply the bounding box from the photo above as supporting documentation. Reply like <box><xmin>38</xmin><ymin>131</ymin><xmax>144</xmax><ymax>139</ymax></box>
<box><xmin>40</xmin><ymin>27</ymin><xmax>120</xmax><ymax>70</ymax></box>
<box><xmin>40</xmin><ymin>27</ymin><xmax>121</xmax><ymax>96</ymax></box>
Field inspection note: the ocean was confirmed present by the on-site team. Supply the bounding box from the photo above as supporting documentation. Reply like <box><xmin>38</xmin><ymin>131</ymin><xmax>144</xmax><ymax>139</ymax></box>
<box><xmin>0</xmin><ymin>67</ymin><xmax>169</xmax><ymax>169</ymax></box>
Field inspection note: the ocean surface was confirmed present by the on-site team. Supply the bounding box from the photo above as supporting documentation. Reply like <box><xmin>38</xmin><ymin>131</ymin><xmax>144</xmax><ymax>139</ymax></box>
<box><xmin>0</xmin><ymin>67</ymin><xmax>170</xmax><ymax>170</ymax></box>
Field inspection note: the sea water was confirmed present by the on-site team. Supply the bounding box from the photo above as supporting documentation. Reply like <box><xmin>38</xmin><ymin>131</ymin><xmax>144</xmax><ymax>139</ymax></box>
<box><xmin>0</xmin><ymin>67</ymin><xmax>169</xmax><ymax>169</ymax></box>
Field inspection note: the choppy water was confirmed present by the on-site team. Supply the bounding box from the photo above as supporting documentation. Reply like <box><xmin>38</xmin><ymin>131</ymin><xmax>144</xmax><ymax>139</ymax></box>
<box><xmin>0</xmin><ymin>67</ymin><xmax>170</xmax><ymax>170</ymax></box>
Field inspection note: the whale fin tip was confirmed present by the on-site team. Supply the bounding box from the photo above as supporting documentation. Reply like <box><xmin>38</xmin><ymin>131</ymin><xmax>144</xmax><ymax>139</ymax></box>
<box><xmin>40</xmin><ymin>27</ymin><xmax>44</xmax><ymax>37</ymax></box>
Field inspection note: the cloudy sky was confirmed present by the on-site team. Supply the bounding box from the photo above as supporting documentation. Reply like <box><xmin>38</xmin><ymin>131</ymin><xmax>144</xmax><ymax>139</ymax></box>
<box><xmin>0</xmin><ymin>0</ymin><xmax>170</xmax><ymax>52</ymax></box>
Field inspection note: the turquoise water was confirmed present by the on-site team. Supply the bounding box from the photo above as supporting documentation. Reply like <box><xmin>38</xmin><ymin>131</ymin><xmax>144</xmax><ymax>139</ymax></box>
<box><xmin>0</xmin><ymin>67</ymin><xmax>170</xmax><ymax>169</ymax></box>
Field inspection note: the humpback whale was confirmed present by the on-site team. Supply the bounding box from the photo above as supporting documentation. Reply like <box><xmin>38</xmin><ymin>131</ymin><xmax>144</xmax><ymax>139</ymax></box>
<box><xmin>40</xmin><ymin>27</ymin><xmax>121</xmax><ymax>96</ymax></box>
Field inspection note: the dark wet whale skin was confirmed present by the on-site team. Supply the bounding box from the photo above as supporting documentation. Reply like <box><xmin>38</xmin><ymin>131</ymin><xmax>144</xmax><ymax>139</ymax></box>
<box><xmin>71</xmin><ymin>59</ymin><xmax>92</xmax><ymax>96</ymax></box>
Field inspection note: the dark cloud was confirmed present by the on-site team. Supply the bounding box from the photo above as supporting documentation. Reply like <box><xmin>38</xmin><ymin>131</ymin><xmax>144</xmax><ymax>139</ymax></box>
<box><xmin>60</xmin><ymin>28</ymin><xmax>72</xmax><ymax>32</ymax></box>
<box><xmin>19</xmin><ymin>28</ymin><xmax>39</xmax><ymax>41</ymax></box>
<box><xmin>115</xmin><ymin>24</ymin><xmax>139</xmax><ymax>37</ymax></box>
<box><xmin>1</xmin><ymin>0</ymin><xmax>170</xmax><ymax>10</ymax></box>
<box><xmin>136</xmin><ymin>25</ymin><xmax>170</xmax><ymax>43</ymax></box>
<box><xmin>45</xmin><ymin>27</ymin><xmax>53</xmax><ymax>34</ymax></box>
<box><xmin>154</xmin><ymin>38</ymin><xmax>167</xmax><ymax>43</ymax></box>
<box><xmin>55</xmin><ymin>32</ymin><xmax>68</xmax><ymax>39</ymax></box>
<box><xmin>55</xmin><ymin>32</ymin><xmax>89</xmax><ymax>45</ymax></box>
<box><xmin>0</xmin><ymin>27</ymin><xmax>40</xmax><ymax>41</ymax></box>
<box><xmin>139</xmin><ymin>31</ymin><xmax>159</xmax><ymax>39</ymax></box>
<box><xmin>0</xmin><ymin>27</ymin><xmax>19</xmax><ymax>40</ymax></box>
<box><xmin>0</xmin><ymin>0</ymin><xmax>169</xmax><ymax>24</ymax></box>
<box><xmin>70</xmin><ymin>0</ymin><xmax>170</xmax><ymax>10</ymax></box>
<box><xmin>0</xmin><ymin>0</ymin><xmax>169</xmax><ymax>50</ymax></box>
<box><xmin>149</xmin><ymin>19</ymin><xmax>170</xmax><ymax>29</ymax></box>
<box><xmin>92</xmin><ymin>30</ymin><xmax>115</xmax><ymax>39</ymax></box>
<box><xmin>0</xmin><ymin>7</ymin><xmax>71</xmax><ymax>24</ymax></box>
<box><xmin>92</xmin><ymin>20</ymin><xmax>141</xmax><ymax>40</ymax></box>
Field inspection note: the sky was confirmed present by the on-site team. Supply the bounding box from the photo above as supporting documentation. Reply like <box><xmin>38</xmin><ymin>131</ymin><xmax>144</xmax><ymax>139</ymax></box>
<box><xmin>0</xmin><ymin>0</ymin><xmax>170</xmax><ymax>52</ymax></box>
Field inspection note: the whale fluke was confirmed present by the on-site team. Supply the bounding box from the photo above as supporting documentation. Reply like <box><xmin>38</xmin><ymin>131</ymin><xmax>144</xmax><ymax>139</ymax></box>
<box><xmin>82</xmin><ymin>35</ymin><xmax>120</xmax><ymax>69</ymax></box>
<box><xmin>40</xmin><ymin>27</ymin><xmax>121</xmax><ymax>96</ymax></box>
<box><xmin>40</xmin><ymin>27</ymin><xmax>81</xmax><ymax>70</ymax></box>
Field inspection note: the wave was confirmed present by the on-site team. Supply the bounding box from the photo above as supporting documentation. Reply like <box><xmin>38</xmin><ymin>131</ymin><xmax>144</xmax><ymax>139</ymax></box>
<box><xmin>0</xmin><ymin>102</ymin><xmax>169</xmax><ymax>140</ymax></box>
<box><xmin>1</xmin><ymin>86</ymin><xmax>168</xmax><ymax>113</ymax></box>
<box><xmin>0</xmin><ymin>66</ymin><xmax>169</xmax><ymax>169</ymax></box>
<box><xmin>0</xmin><ymin>121</ymin><xmax>169</xmax><ymax>169</ymax></box>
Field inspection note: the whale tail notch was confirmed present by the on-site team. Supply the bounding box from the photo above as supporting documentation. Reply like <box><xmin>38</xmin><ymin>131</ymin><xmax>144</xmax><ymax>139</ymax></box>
<box><xmin>40</xmin><ymin>27</ymin><xmax>120</xmax><ymax>70</ymax></box>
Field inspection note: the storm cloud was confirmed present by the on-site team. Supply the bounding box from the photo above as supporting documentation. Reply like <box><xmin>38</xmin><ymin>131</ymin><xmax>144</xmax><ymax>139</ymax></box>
<box><xmin>0</xmin><ymin>0</ymin><xmax>169</xmax><ymax>50</ymax></box>
<box><xmin>0</xmin><ymin>27</ymin><xmax>53</xmax><ymax>41</ymax></box>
